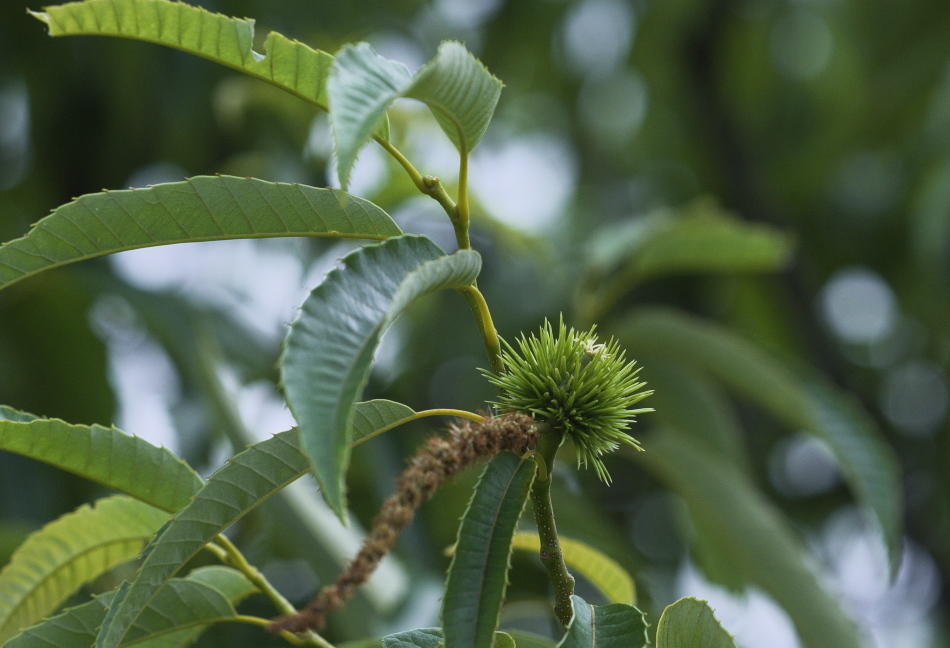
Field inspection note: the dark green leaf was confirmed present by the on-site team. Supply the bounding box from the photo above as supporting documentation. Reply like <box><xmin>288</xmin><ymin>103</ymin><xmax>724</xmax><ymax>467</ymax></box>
<box><xmin>281</xmin><ymin>235</ymin><xmax>480</xmax><ymax>519</ymax></box>
<box><xmin>556</xmin><ymin>595</ymin><xmax>649</xmax><ymax>648</ymax></box>
<box><xmin>351</xmin><ymin>400</ymin><xmax>417</xmax><ymax>445</ymax></box>
<box><xmin>0</xmin><ymin>176</ymin><xmax>401</xmax><ymax>292</ymax></box>
<box><xmin>442</xmin><ymin>453</ymin><xmax>536</xmax><ymax>648</ymax></box>
<box><xmin>656</xmin><ymin>598</ymin><xmax>737</xmax><ymax>648</ymax></box>
<box><xmin>381</xmin><ymin>627</ymin><xmax>520</xmax><ymax>648</ymax></box>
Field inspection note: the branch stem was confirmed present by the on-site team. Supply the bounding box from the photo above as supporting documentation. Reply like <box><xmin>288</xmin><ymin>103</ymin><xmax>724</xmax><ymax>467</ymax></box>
<box><xmin>529</xmin><ymin>424</ymin><xmax>575</xmax><ymax>628</ymax></box>
<box><xmin>457</xmin><ymin>285</ymin><xmax>504</xmax><ymax>374</ymax></box>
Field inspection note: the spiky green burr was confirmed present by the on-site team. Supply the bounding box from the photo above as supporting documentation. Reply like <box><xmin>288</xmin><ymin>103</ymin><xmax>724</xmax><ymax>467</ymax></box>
<box><xmin>485</xmin><ymin>318</ymin><xmax>652</xmax><ymax>481</ymax></box>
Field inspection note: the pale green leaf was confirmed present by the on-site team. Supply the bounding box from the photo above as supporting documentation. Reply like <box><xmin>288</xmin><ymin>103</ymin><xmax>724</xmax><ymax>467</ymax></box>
<box><xmin>0</xmin><ymin>406</ymin><xmax>39</xmax><ymax>423</ymax></box>
<box><xmin>511</xmin><ymin>532</ymin><xmax>636</xmax><ymax>606</ymax></box>
<box><xmin>281</xmin><ymin>235</ymin><xmax>481</xmax><ymax>519</ymax></box>
<box><xmin>0</xmin><ymin>496</ymin><xmax>169</xmax><ymax>644</ymax></box>
<box><xmin>329</xmin><ymin>41</ymin><xmax>501</xmax><ymax>186</ymax></box>
<box><xmin>442</xmin><ymin>453</ymin><xmax>536</xmax><ymax>648</ymax></box>
<box><xmin>0</xmin><ymin>176</ymin><xmax>402</xmax><ymax>292</ymax></box>
<box><xmin>96</xmin><ymin>430</ymin><xmax>307</xmax><ymax>648</ymax></box>
<box><xmin>656</xmin><ymin>598</ymin><xmax>737</xmax><ymax>648</ymax></box>
<box><xmin>351</xmin><ymin>399</ymin><xmax>417</xmax><ymax>444</ymax></box>
<box><xmin>556</xmin><ymin>596</ymin><xmax>649</xmax><ymax>648</ymax></box>
<box><xmin>636</xmin><ymin>432</ymin><xmax>864</xmax><ymax>648</ymax></box>
<box><xmin>31</xmin><ymin>0</ymin><xmax>335</xmax><ymax>111</ymax></box>
<box><xmin>0</xmin><ymin>418</ymin><xmax>203</xmax><ymax>513</ymax></box>
<box><xmin>619</xmin><ymin>307</ymin><xmax>902</xmax><ymax>576</ymax></box>
<box><xmin>7</xmin><ymin>566</ymin><xmax>256</xmax><ymax>648</ymax></box>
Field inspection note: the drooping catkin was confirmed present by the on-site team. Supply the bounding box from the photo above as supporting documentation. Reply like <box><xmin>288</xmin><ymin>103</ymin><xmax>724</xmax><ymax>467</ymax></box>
<box><xmin>269</xmin><ymin>412</ymin><xmax>538</xmax><ymax>634</ymax></box>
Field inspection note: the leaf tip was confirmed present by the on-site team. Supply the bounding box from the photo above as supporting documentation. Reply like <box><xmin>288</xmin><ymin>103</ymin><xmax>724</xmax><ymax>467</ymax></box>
<box><xmin>26</xmin><ymin>9</ymin><xmax>50</xmax><ymax>25</ymax></box>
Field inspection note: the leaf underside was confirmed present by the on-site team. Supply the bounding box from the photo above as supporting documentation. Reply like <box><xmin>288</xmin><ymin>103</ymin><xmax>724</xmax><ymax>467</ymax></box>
<box><xmin>280</xmin><ymin>234</ymin><xmax>481</xmax><ymax>519</ymax></box>
<box><xmin>329</xmin><ymin>40</ymin><xmax>502</xmax><ymax>186</ymax></box>
<box><xmin>441</xmin><ymin>453</ymin><xmax>536</xmax><ymax>648</ymax></box>
<box><xmin>0</xmin><ymin>496</ymin><xmax>169</xmax><ymax>645</ymax></box>
<box><xmin>0</xmin><ymin>175</ymin><xmax>402</xmax><ymax>292</ymax></box>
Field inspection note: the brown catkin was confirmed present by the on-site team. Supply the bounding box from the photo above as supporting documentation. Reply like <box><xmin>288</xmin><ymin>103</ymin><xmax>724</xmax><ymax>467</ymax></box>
<box><xmin>269</xmin><ymin>412</ymin><xmax>538</xmax><ymax>634</ymax></box>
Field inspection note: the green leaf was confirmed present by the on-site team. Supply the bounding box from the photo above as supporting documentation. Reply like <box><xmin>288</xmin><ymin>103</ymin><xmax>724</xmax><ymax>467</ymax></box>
<box><xmin>351</xmin><ymin>399</ymin><xmax>417</xmax><ymax>445</ymax></box>
<box><xmin>619</xmin><ymin>307</ymin><xmax>903</xmax><ymax>576</ymax></box>
<box><xmin>557</xmin><ymin>596</ymin><xmax>649</xmax><ymax>648</ymax></box>
<box><xmin>0</xmin><ymin>418</ymin><xmax>203</xmax><ymax>513</ymax></box>
<box><xmin>0</xmin><ymin>496</ymin><xmax>169</xmax><ymax>645</ymax></box>
<box><xmin>656</xmin><ymin>598</ymin><xmax>737</xmax><ymax>648</ymax></box>
<box><xmin>511</xmin><ymin>532</ymin><xmax>636</xmax><ymax>605</ymax></box>
<box><xmin>329</xmin><ymin>41</ymin><xmax>502</xmax><ymax>186</ymax></box>
<box><xmin>7</xmin><ymin>566</ymin><xmax>256</xmax><ymax>648</ymax></box>
<box><xmin>0</xmin><ymin>175</ymin><xmax>402</xmax><ymax>292</ymax></box>
<box><xmin>382</xmin><ymin>628</ymin><xmax>518</xmax><ymax>648</ymax></box>
<box><xmin>31</xmin><ymin>0</ymin><xmax>337</xmax><ymax>111</ymax></box>
<box><xmin>281</xmin><ymin>235</ymin><xmax>481</xmax><ymax>519</ymax></box>
<box><xmin>636</xmin><ymin>432</ymin><xmax>864</xmax><ymax>648</ymax></box>
<box><xmin>96</xmin><ymin>430</ymin><xmax>308</xmax><ymax>648</ymax></box>
<box><xmin>587</xmin><ymin>199</ymin><xmax>793</xmax><ymax>283</ymax></box>
<box><xmin>442</xmin><ymin>453</ymin><xmax>536</xmax><ymax>648</ymax></box>
<box><xmin>0</xmin><ymin>405</ymin><xmax>39</xmax><ymax>423</ymax></box>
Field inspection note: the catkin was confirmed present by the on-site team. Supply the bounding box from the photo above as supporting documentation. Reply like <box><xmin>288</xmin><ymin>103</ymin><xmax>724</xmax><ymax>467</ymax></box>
<box><xmin>270</xmin><ymin>412</ymin><xmax>538</xmax><ymax>634</ymax></box>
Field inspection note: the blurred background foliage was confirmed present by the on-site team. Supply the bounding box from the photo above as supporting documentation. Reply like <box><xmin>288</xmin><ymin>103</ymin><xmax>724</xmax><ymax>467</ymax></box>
<box><xmin>2</xmin><ymin>0</ymin><xmax>950</xmax><ymax>646</ymax></box>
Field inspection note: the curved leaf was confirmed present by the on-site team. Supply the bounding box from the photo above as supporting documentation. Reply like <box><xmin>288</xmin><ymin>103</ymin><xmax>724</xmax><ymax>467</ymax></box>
<box><xmin>618</xmin><ymin>307</ymin><xmax>903</xmax><ymax>576</ymax></box>
<box><xmin>656</xmin><ymin>598</ymin><xmax>737</xmax><ymax>648</ymax></box>
<box><xmin>7</xmin><ymin>566</ymin><xmax>255</xmax><ymax>648</ymax></box>
<box><xmin>442</xmin><ymin>453</ymin><xmax>536</xmax><ymax>648</ymax></box>
<box><xmin>0</xmin><ymin>418</ymin><xmax>202</xmax><ymax>513</ymax></box>
<box><xmin>329</xmin><ymin>41</ymin><xmax>502</xmax><ymax>186</ymax></box>
<box><xmin>587</xmin><ymin>200</ymin><xmax>792</xmax><ymax>283</ymax></box>
<box><xmin>0</xmin><ymin>496</ymin><xmax>169</xmax><ymax>644</ymax></box>
<box><xmin>557</xmin><ymin>595</ymin><xmax>649</xmax><ymax>648</ymax></box>
<box><xmin>511</xmin><ymin>532</ymin><xmax>636</xmax><ymax>606</ymax></box>
<box><xmin>0</xmin><ymin>175</ymin><xmax>402</xmax><ymax>292</ymax></box>
<box><xmin>636</xmin><ymin>432</ymin><xmax>864</xmax><ymax>648</ymax></box>
<box><xmin>281</xmin><ymin>234</ymin><xmax>481</xmax><ymax>519</ymax></box>
<box><xmin>382</xmin><ymin>627</ymin><xmax>519</xmax><ymax>648</ymax></box>
<box><xmin>31</xmin><ymin>0</ymin><xmax>336</xmax><ymax>111</ymax></box>
<box><xmin>96</xmin><ymin>430</ymin><xmax>307</xmax><ymax>648</ymax></box>
<box><xmin>351</xmin><ymin>399</ymin><xmax>417</xmax><ymax>444</ymax></box>
<box><xmin>0</xmin><ymin>405</ymin><xmax>39</xmax><ymax>423</ymax></box>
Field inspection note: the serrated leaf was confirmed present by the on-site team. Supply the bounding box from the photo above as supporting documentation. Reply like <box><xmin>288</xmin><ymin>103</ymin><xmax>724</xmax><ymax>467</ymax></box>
<box><xmin>587</xmin><ymin>200</ymin><xmax>792</xmax><ymax>283</ymax></box>
<box><xmin>618</xmin><ymin>307</ymin><xmax>902</xmax><ymax>576</ymax></box>
<box><xmin>0</xmin><ymin>406</ymin><xmax>39</xmax><ymax>423</ymax></box>
<box><xmin>281</xmin><ymin>235</ymin><xmax>481</xmax><ymax>519</ymax></box>
<box><xmin>656</xmin><ymin>598</ymin><xmax>737</xmax><ymax>648</ymax></box>
<box><xmin>0</xmin><ymin>418</ymin><xmax>203</xmax><ymax>513</ymax></box>
<box><xmin>351</xmin><ymin>399</ymin><xmax>417</xmax><ymax>444</ymax></box>
<box><xmin>329</xmin><ymin>41</ymin><xmax>501</xmax><ymax>186</ymax></box>
<box><xmin>31</xmin><ymin>0</ymin><xmax>337</xmax><ymax>112</ymax></box>
<box><xmin>96</xmin><ymin>430</ymin><xmax>307</xmax><ymax>648</ymax></box>
<box><xmin>511</xmin><ymin>532</ymin><xmax>635</xmax><ymax>606</ymax></box>
<box><xmin>0</xmin><ymin>496</ymin><xmax>169</xmax><ymax>644</ymax></box>
<box><xmin>0</xmin><ymin>176</ymin><xmax>402</xmax><ymax>292</ymax></box>
<box><xmin>7</xmin><ymin>566</ymin><xmax>255</xmax><ymax>648</ymax></box>
<box><xmin>556</xmin><ymin>595</ymin><xmax>649</xmax><ymax>648</ymax></box>
<box><xmin>637</xmin><ymin>432</ymin><xmax>864</xmax><ymax>648</ymax></box>
<box><xmin>442</xmin><ymin>453</ymin><xmax>536</xmax><ymax>648</ymax></box>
